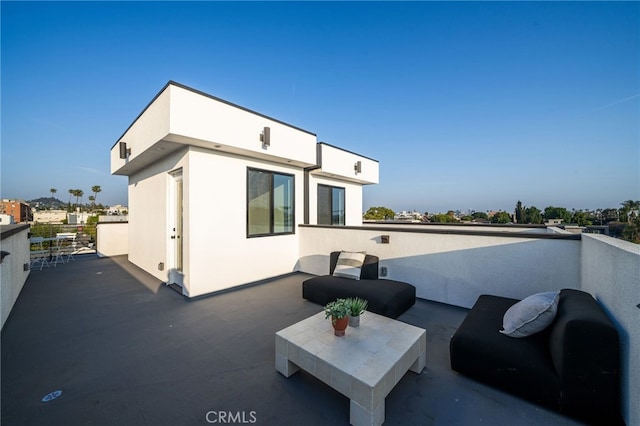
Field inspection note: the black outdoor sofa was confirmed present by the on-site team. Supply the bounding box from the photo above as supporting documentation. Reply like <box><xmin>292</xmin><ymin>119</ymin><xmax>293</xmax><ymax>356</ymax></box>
<box><xmin>450</xmin><ymin>288</ymin><xmax>622</xmax><ymax>425</ymax></box>
<box><xmin>302</xmin><ymin>252</ymin><xmax>416</xmax><ymax>319</ymax></box>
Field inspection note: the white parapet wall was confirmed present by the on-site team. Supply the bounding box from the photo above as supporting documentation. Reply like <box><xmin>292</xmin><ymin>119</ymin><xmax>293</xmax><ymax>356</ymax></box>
<box><xmin>96</xmin><ymin>222</ymin><xmax>129</xmax><ymax>257</ymax></box>
<box><xmin>1</xmin><ymin>224</ymin><xmax>31</xmax><ymax>329</ymax></box>
<box><xmin>581</xmin><ymin>234</ymin><xmax>640</xmax><ymax>426</ymax></box>
<box><xmin>298</xmin><ymin>225</ymin><xmax>581</xmax><ymax>309</ymax></box>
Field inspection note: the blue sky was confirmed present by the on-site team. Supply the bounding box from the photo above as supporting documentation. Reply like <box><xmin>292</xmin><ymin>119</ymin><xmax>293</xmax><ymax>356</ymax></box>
<box><xmin>2</xmin><ymin>1</ymin><xmax>638</xmax><ymax>214</ymax></box>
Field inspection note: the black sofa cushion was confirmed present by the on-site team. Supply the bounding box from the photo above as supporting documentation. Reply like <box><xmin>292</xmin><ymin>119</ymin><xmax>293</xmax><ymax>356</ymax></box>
<box><xmin>302</xmin><ymin>275</ymin><xmax>416</xmax><ymax>319</ymax></box>
<box><xmin>450</xmin><ymin>295</ymin><xmax>563</xmax><ymax>408</ymax></box>
<box><xmin>547</xmin><ymin>289</ymin><xmax>621</xmax><ymax>422</ymax></box>
<box><xmin>450</xmin><ymin>289</ymin><xmax>622</xmax><ymax>425</ymax></box>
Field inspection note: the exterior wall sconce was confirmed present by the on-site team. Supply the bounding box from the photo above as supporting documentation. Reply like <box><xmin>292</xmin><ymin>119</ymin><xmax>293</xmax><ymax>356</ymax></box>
<box><xmin>260</xmin><ymin>127</ymin><xmax>270</xmax><ymax>147</ymax></box>
<box><xmin>0</xmin><ymin>250</ymin><xmax>9</xmax><ymax>264</ymax></box>
<box><xmin>119</xmin><ymin>142</ymin><xmax>131</xmax><ymax>159</ymax></box>
<box><xmin>354</xmin><ymin>160</ymin><xmax>362</xmax><ymax>174</ymax></box>
<box><xmin>381</xmin><ymin>235</ymin><xmax>390</xmax><ymax>244</ymax></box>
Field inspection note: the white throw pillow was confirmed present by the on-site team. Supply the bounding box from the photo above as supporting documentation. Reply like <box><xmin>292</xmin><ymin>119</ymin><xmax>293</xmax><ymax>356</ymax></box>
<box><xmin>332</xmin><ymin>251</ymin><xmax>366</xmax><ymax>280</ymax></box>
<box><xmin>500</xmin><ymin>291</ymin><xmax>560</xmax><ymax>338</ymax></box>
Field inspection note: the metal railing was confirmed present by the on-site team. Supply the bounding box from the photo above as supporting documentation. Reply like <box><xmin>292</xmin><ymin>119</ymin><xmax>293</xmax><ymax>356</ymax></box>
<box><xmin>29</xmin><ymin>223</ymin><xmax>96</xmax><ymax>249</ymax></box>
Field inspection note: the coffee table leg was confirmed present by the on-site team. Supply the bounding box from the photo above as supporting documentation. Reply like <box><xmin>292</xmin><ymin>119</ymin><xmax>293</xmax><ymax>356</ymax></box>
<box><xmin>410</xmin><ymin>334</ymin><xmax>427</xmax><ymax>374</ymax></box>
<box><xmin>276</xmin><ymin>353</ymin><xmax>300</xmax><ymax>377</ymax></box>
<box><xmin>409</xmin><ymin>348</ymin><xmax>426</xmax><ymax>374</ymax></box>
<box><xmin>350</xmin><ymin>398</ymin><xmax>384</xmax><ymax>426</ymax></box>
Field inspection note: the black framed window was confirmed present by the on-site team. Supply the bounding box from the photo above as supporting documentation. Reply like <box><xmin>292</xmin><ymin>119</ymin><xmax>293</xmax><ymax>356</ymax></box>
<box><xmin>317</xmin><ymin>184</ymin><xmax>345</xmax><ymax>225</ymax></box>
<box><xmin>248</xmin><ymin>168</ymin><xmax>294</xmax><ymax>237</ymax></box>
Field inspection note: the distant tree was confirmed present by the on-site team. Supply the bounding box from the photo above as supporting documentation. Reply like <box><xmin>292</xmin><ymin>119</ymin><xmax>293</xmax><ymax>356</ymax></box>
<box><xmin>78</xmin><ymin>190</ymin><xmax>84</xmax><ymax>210</ymax></box>
<box><xmin>49</xmin><ymin>188</ymin><xmax>57</xmax><ymax>210</ymax></box>
<box><xmin>70</xmin><ymin>189</ymin><xmax>84</xmax><ymax>210</ymax></box>
<box><xmin>622</xmin><ymin>217</ymin><xmax>640</xmax><ymax>244</ymax></box>
<box><xmin>460</xmin><ymin>215</ymin><xmax>473</xmax><ymax>222</ymax></box>
<box><xmin>543</xmin><ymin>206</ymin><xmax>572</xmax><ymax>224</ymax></box>
<box><xmin>91</xmin><ymin>185</ymin><xmax>102</xmax><ymax>208</ymax></box>
<box><xmin>472</xmin><ymin>212</ymin><xmax>488</xmax><ymax>220</ymax></box>
<box><xmin>601</xmin><ymin>208</ymin><xmax>619</xmax><ymax>223</ymax></box>
<box><xmin>363</xmin><ymin>207</ymin><xmax>395</xmax><ymax>221</ymax></box>
<box><xmin>571</xmin><ymin>210</ymin><xmax>592</xmax><ymax>226</ymax></box>
<box><xmin>491</xmin><ymin>211</ymin><xmax>512</xmax><ymax>223</ymax></box>
<box><xmin>515</xmin><ymin>201</ymin><xmax>524</xmax><ymax>224</ymax></box>
<box><xmin>523</xmin><ymin>206</ymin><xmax>543</xmax><ymax>224</ymax></box>
<box><xmin>620</xmin><ymin>200</ymin><xmax>640</xmax><ymax>223</ymax></box>
<box><xmin>430</xmin><ymin>214</ymin><xmax>458</xmax><ymax>223</ymax></box>
<box><xmin>88</xmin><ymin>196</ymin><xmax>95</xmax><ymax>211</ymax></box>
<box><xmin>86</xmin><ymin>215</ymin><xmax>99</xmax><ymax>225</ymax></box>
<box><xmin>68</xmin><ymin>189</ymin><xmax>74</xmax><ymax>210</ymax></box>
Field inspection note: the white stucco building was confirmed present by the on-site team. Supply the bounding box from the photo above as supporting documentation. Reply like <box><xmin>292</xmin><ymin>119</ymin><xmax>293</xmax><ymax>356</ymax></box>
<box><xmin>111</xmin><ymin>81</ymin><xmax>378</xmax><ymax>298</ymax></box>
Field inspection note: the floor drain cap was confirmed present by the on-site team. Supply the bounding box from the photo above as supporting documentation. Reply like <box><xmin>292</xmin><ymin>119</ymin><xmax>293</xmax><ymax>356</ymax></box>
<box><xmin>42</xmin><ymin>390</ymin><xmax>62</xmax><ymax>402</ymax></box>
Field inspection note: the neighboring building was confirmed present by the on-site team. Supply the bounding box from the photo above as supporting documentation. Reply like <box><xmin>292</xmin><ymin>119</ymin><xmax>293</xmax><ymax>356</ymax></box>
<box><xmin>32</xmin><ymin>210</ymin><xmax>68</xmax><ymax>224</ymax></box>
<box><xmin>394</xmin><ymin>210</ymin><xmax>423</xmax><ymax>222</ymax></box>
<box><xmin>111</xmin><ymin>81</ymin><xmax>379</xmax><ymax>298</ymax></box>
<box><xmin>107</xmin><ymin>205</ymin><xmax>128</xmax><ymax>215</ymax></box>
<box><xmin>98</xmin><ymin>215</ymin><xmax>128</xmax><ymax>223</ymax></box>
<box><xmin>67</xmin><ymin>211</ymin><xmax>91</xmax><ymax>225</ymax></box>
<box><xmin>0</xmin><ymin>214</ymin><xmax>14</xmax><ymax>224</ymax></box>
<box><xmin>1</xmin><ymin>199</ymin><xmax>32</xmax><ymax>223</ymax></box>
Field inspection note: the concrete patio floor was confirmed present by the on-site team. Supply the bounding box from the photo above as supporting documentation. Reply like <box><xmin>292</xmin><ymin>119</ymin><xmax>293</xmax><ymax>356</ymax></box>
<box><xmin>1</xmin><ymin>255</ymin><xmax>583</xmax><ymax>425</ymax></box>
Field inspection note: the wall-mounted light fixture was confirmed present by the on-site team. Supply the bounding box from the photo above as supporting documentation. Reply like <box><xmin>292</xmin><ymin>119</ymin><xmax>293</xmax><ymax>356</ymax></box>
<box><xmin>354</xmin><ymin>160</ymin><xmax>362</xmax><ymax>174</ymax></box>
<box><xmin>260</xmin><ymin>127</ymin><xmax>271</xmax><ymax>147</ymax></box>
<box><xmin>119</xmin><ymin>142</ymin><xmax>131</xmax><ymax>159</ymax></box>
<box><xmin>381</xmin><ymin>235</ymin><xmax>390</xmax><ymax>244</ymax></box>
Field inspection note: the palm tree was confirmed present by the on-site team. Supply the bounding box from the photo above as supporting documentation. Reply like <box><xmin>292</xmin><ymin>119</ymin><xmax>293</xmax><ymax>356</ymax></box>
<box><xmin>620</xmin><ymin>200</ymin><xmax>640</xmax><ymax>223</ymax></box>
<box><xmin>88</xmin><ymin>196</ymin><xmax>95</xmax><ymax>212</ymax></box>
<box><xmin>91</xmin><ymin>185</ymin><xmax>102</xmax><ymax>208</ymax></box>
<box><xmin>68</xmin><ymin>189</ymin><xmax>74</xmax><ymax>212</ymax></box>
<box><xmin>50</xmin><ymin>188</ymin><xmax>57</xmax><ymax>209</ymax></box>
<box><xmin>77</xmin><ymin>190</ymin><xmax>84</xmax><ymax>211</ymax></box>
<box><xmin>71</xmin><ymin>189</ymin><xmax>82</xmax><ymax>210</ymax></box>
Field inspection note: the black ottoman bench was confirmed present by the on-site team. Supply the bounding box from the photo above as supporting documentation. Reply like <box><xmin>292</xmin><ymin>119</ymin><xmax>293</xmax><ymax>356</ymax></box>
<box><xmin>302</xmin><ymin>252</ymin><xmax>416</xmax><ymax>319</ymax></box>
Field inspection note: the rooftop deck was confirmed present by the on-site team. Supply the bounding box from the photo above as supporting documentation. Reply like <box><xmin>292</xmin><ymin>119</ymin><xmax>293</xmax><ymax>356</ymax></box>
<box><xmin>1</xmin><ymin>255</ymin><xmax>583</xmax><ymax>425</ymax></box>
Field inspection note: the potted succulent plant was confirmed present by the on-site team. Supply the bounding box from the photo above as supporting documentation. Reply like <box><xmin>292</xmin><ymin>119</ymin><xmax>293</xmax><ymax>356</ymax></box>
<box><xmin>324</xmin><ymin>298</ymin><xmax>350</xmax><ymax>336</ymax></box>
<box><xmin>346</xmin><ymin>297</ymin><xmax>368</xmax><ymax>327</ymax></box>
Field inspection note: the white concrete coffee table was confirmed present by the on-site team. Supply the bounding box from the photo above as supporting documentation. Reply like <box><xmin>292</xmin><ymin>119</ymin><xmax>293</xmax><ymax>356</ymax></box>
<box><xmin>275</xmin><ymin>311</ymin><xmax>426</xmax><ymax>426</ymax></box>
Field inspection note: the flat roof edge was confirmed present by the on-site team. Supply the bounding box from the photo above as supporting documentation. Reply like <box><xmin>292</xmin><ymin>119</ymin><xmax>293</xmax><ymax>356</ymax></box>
<box><xmin>112</xmin><ymin>81</ymin><xmax>317</xmax><ymax>150</ymax></box>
